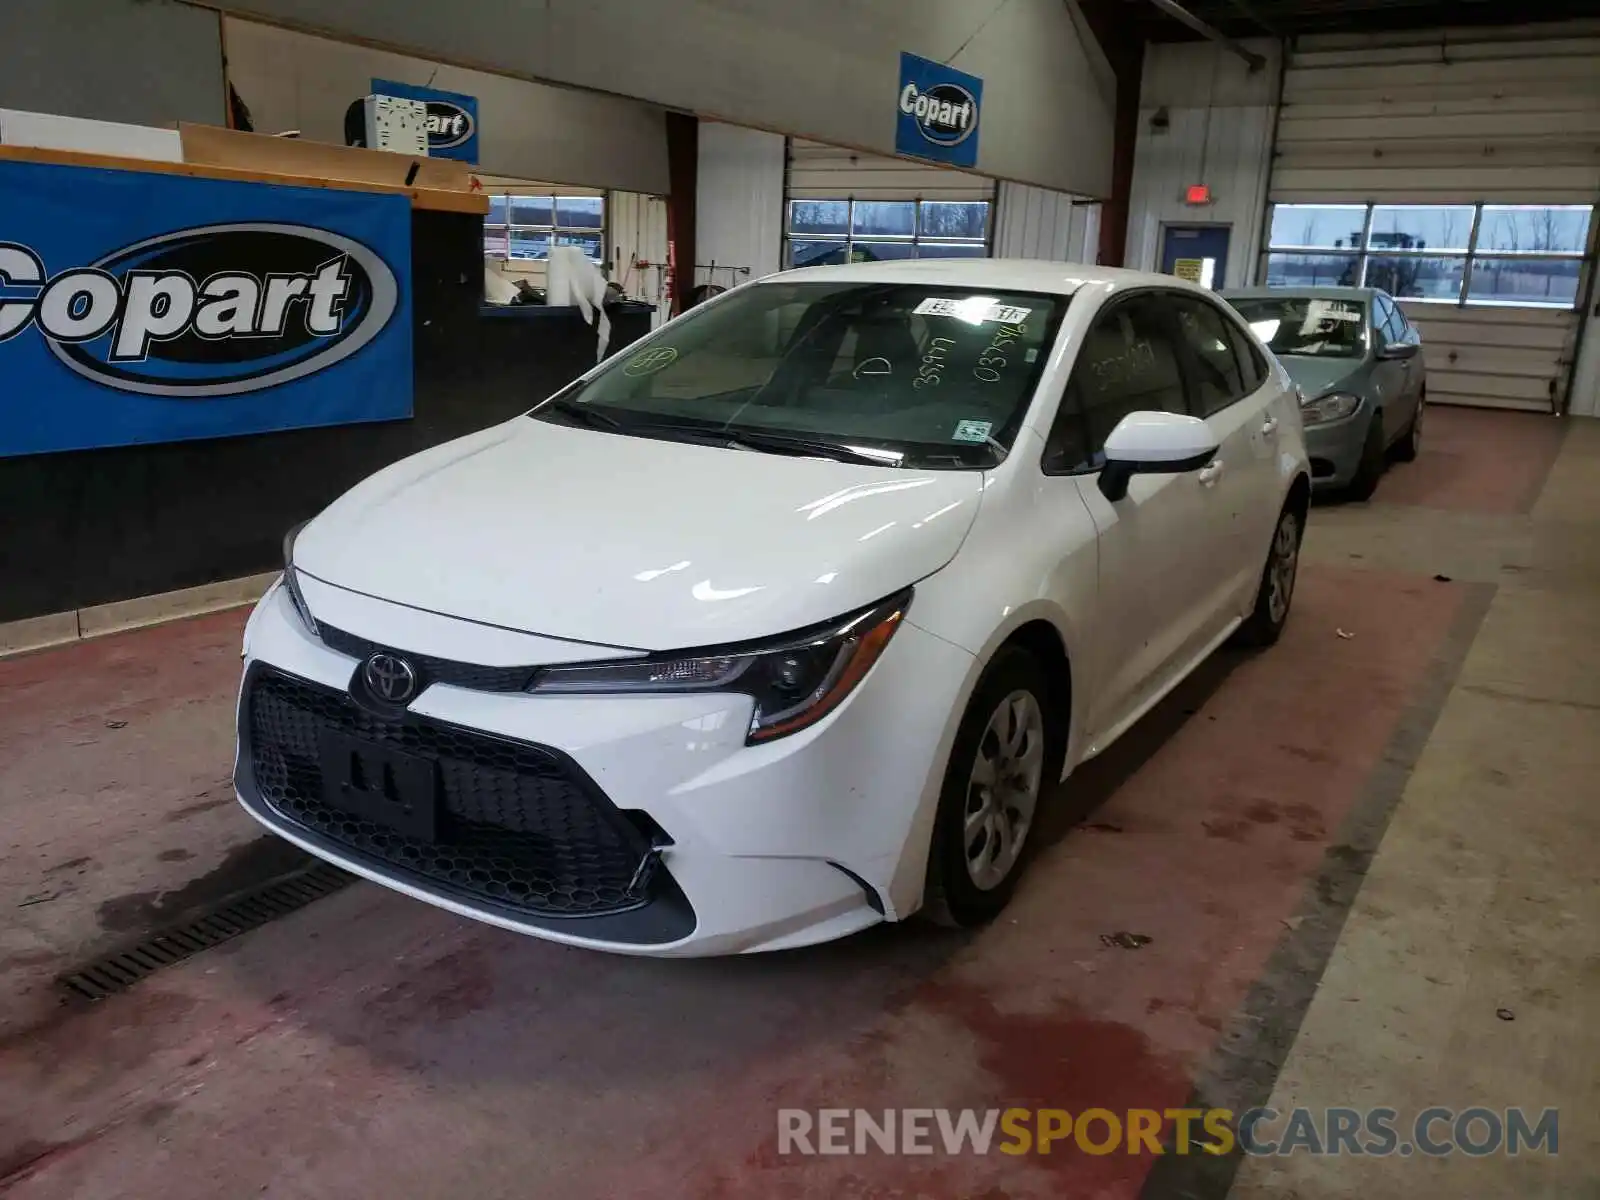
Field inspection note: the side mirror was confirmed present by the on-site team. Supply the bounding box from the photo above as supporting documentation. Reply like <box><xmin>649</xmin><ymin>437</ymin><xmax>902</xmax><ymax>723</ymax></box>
<box><xmin>1098</xmin><ymin>411</ymin><xmax>1219</xmax><ymax>502</ymax></box>
<box><xmin>1377</xmin><ymin>340</ymin><xmax>1418</xmax><ymax>361</ymax></box>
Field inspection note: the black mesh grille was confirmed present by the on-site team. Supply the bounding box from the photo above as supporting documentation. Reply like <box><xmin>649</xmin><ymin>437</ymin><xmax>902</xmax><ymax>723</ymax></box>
<box><xmin>319</xmin><ymin>624</ymin><xmax>536</xmax><ymax>693</ymax></box>
<box><xmin>244</xmin><ymin>667</ymin><xmax>659</xmax><ymax>918</ymax></box>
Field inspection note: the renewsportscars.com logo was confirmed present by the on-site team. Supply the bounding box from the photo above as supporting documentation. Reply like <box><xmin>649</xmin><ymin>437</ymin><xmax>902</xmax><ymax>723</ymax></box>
<box><xmin>0</xmin><ymin>223</ymin><xmax>399</xmax><ymax>397</ymax></box>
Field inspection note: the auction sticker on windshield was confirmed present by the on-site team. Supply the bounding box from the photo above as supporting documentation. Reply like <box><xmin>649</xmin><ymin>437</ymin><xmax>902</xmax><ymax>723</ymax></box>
<box><xmin>1304</xmin><ymin>300</ymin><xmax>1362</xmax><ymax>325</ymax></box>
<box><xmin>951</xmin><ymin>419</ymin><xmax>994</xmax><ymax>443</ymax></box>
<box><xmin>914</xmin><ymin>298</ymin><xmax>1032</xmax><ymax>324</ymax></box>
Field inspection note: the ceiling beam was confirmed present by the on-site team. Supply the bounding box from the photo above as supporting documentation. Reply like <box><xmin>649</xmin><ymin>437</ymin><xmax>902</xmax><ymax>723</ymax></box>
<box><xmin>1143</xmin><ymin>0</ymin><xmax>1267</xmax><ymax>69</ymax></box>
<box><xmin>1222</xmin><ymin>0</ymin><xmax>1283</xmax><ymax>38</ymax></box>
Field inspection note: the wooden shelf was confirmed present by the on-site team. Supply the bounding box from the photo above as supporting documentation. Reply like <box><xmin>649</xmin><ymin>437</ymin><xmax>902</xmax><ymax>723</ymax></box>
<box><xmin>0</xmin><ymin>126</ymin><xmax>488</xmax><ymax>215</ymax></box>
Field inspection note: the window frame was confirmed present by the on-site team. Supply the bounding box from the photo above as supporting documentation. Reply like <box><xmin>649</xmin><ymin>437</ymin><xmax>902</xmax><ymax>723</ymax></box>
<box><xmin>1260</xmin><ymin>202</ymin><xmax>1594</xmax><ymax>311</ymax></box>
<box><xmin>1041</xmin><ymin>287</ymin><xmax>1196</xmax><ymax>477</ymax></box>
<box><xmin>784</xmin><ymin>197</ymin><xmax>992</xmax><ymax>267</ymax></box>
<box><xmin>483</xmin><ymin>191</ymin><xmax>607</xmax><ymax>266</ymax></box>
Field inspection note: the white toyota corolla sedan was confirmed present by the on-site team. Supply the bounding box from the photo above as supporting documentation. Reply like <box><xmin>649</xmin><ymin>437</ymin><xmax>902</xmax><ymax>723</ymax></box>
<box><xmin>236</xmin><ymin>260</ymin><xmax>1310</xmax><ymax>957</ymax></box>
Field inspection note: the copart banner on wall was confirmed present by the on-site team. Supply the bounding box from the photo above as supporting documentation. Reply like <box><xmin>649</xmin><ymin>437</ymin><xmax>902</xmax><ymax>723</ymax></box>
<box><xmin>0</xmin><ymin>159</ymin><xmax>413</xmax><ymax>458</ymax></box>
<box><xmin>895</xmin><ymin>52</ymin><xmax>983</xmax><ymax>170</ymax></box>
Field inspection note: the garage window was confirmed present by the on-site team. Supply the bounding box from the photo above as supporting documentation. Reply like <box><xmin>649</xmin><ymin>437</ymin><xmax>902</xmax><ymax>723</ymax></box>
<box><xmin>1263</xmin><ymin>203</ymin><xmax>1593</xmax><ymax>309</ymax></box>
<box><xmin>786</xmin><ymin>199</ymin><xmax>990</xmax><ymax>268</ymax></box>
<box><xmin>484</xmin><ymin>193</ymin><xmax>605</xmax><ymax>265</ymax></box>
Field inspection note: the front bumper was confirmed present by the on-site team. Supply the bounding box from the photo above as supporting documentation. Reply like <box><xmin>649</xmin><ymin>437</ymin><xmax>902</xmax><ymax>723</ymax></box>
<box><xmin>234</xmin><ymin>580</ymin><xmax>974</xmax><ymax>957</ymax></box>
<box><xmin>1302</xmin><ymin>401</ymin><xmax>1374</xmax><ymax>489</ymax></box>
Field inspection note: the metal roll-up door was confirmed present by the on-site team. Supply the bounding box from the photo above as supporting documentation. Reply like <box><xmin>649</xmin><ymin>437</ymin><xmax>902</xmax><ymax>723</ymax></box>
<box><xmin>786</xmin><ymin>138</ymin><xmax>996</xmax><ymax>202</ymax></box>
<box><xmin>993</xmin><ymin>182</ymin><xmax>1101</xmax><ymax>264</ymax></box>
<box><xmin>1267</xmin><ymin>24</ymin><xmax>1600</xmax><ymax>412</ymax></box>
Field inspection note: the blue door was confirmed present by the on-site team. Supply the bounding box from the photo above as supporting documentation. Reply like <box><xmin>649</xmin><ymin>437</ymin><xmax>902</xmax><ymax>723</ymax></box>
<box><xmin>1160</xmin><ymin>225</ymin><xmax>1231</xmax><ymax>290</ymax></box>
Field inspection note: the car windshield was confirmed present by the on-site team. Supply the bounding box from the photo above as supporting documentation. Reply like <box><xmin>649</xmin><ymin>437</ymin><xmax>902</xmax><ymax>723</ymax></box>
<box><xmin>531</xmin><ymin>280</ymin><xmax>1070</xmax><ymax>468</ymax></box>
<box><xmin>1228</xmin><ymin>295</ymin><xmax>1367</xmax><ymax>359</ymax></box>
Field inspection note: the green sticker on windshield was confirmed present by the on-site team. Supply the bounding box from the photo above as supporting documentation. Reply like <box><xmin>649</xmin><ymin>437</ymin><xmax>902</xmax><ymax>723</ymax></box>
<box><xmin>952</xmin><ymin>419</ymin><xmax>993</xmax><ymax>444</ymax></box>
<box><xmin>624</xmin><ymin>346</ymin><xmax>678</xmax><ymax>376</ymax></box>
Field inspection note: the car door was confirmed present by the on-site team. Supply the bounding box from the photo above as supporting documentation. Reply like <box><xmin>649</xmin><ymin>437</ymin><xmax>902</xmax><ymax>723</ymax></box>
<box><xmin>1039</xmin><ymin>291</ymin><xmax>1228</xmax><ymax>743</ymax></box>
<box><xmin>1167</xmin><ymin>291</ymin><xmax>1281</xmax><ymax>638</ymax></box>
<box><xmin>1391</xmin><ymin>301</ymin><xmax>1425</xmax><ymax>419</ymax></box>
<box><xmin>1371</xmin><ymin>293</ymin><xmax>1412</xmax><ymax>442</ymax></box>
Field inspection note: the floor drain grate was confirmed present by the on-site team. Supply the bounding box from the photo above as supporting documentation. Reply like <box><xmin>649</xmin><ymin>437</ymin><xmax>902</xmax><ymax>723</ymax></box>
<box><xmin>57</xmin><ymin>861</ymin><xmax>355</xmax><ymax>1002</ymax></box>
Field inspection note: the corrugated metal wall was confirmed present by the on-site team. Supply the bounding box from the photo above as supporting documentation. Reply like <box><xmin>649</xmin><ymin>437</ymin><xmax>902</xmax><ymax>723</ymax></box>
<box><xmin>1270</xmin><ymin>23</ymin><xmax>1600</xmax><ymax>411</ymax></box>
<box><xmin>993</xmin><ymin>182</ymin><xmax>1101</xmax><ymax>263</ymax></box>
<box><xmin>607</xmin><ymin>191</ymin><xmax>671</xmax><ymax>325</ymax></box>
<box><xmin>1272</xmin><ymin>26</ymin><xmax>1600</xmax><ymax>205</ymax></box>
<box><xmin>786</xmin><ymin>138</ymin><xmax>996</xmax><ymax>202</ymax></box>
<box><xmin>697</xmin><ymin>122</ymin><xmax>786</xmax><ymax>287</ymax></box>
<box><xmin>1127</xmin><ymin>39</ymin><xmax>1281</xmax><ymax>291</ymax></box>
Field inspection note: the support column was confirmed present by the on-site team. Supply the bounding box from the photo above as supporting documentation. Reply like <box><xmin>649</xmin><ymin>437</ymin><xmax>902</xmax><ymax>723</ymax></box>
<box><xmin>664</xmin><ymin>111</ymin><xmax>699</xmax><ymax>316</ymax></box>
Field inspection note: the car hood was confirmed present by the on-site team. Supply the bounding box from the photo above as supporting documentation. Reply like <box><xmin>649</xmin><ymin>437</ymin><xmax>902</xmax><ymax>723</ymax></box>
<box><xmin>1279</xmin><ymin>356</ymin><xmax>1364</xmax><ymax>399</ymax></box>
<box><xmin>293</xmin><ymin>419</ymin><xmax>985</xmax><ymax>651</ymax></box>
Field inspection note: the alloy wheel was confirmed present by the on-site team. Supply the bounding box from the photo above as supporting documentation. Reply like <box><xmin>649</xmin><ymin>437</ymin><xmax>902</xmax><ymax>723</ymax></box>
<box><xmin>963</xmin><ymin>690</ymin><xmax>1045</xmax><ymax>891</ymax></box>
<box><xmin>1267</xmin><ymin>511</ymin><xmax>1300</xmax><ymax>625</ymax></box>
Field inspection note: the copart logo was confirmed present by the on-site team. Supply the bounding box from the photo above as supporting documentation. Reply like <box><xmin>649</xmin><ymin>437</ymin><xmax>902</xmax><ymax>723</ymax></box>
<box><xmin>899</xmin><ymin>81</ymin><xmax>978</xmax><ymax>148</ymax></box>
<box><xmin>0</xmin><ymin>223</ymin><xmax>398</xmax><ymax>397</ymax></box>
<box><xmin>424</xmin><ymin>100</ymin><xmax>475</xmax><ymax>151</ymax></box>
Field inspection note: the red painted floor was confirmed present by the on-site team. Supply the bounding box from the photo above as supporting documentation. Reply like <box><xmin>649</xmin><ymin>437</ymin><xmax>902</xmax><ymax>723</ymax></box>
<box><xmin>1375</xmin><ymin>405</ymin><xmax>1566</xmax><ymax>514</ymax></box>
<box><xmin>0</xmin><ymin>565</ymin><xmax>1466</xmax><ymax>1199</ymax></box>
<box><xmin>0</xmin><ymin>611</ymin><xmax>257</xmax><ymax>1038</ymax></box>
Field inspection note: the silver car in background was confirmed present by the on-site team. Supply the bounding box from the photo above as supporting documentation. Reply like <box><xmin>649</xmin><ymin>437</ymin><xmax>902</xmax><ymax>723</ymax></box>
<box><xmin>1224</xmin><ymin>287</ymin><xmax>1424</xmax><ymax>500</ymax></box>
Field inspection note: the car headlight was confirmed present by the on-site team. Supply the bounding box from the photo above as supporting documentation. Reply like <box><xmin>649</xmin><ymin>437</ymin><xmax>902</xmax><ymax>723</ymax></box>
<box><xmin>527</xmin><ymin>589</ymin><xmax>912</xmax><ymax>744</ymax></box>
<box><xmin>1301</xmin><ymin>391</ymin><xmax>1362</xmax><ymax>426</ymax></box>
<box><xmin>281</xmin><ymin>520</ymin><xmax>318</xmax><ymax>634</ymax></box>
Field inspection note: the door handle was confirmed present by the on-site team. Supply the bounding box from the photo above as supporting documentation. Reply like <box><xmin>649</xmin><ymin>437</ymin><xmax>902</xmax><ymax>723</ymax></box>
<box><xmin>1197</xmin><ymin>460</ymin><xmax>1224</xmax><ymax>486</ymax></box>
<box><xmin>1261</xmin><ymin>417</ymin><xmax>1278</xmax><ymax>436</ymax></box>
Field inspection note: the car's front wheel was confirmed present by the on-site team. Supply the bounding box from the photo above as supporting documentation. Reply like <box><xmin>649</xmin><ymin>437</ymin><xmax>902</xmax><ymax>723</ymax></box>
<box><xmin>1233</xmin><ymin>502</ymin><xmax>1302</xmax><ymax>648</ymax></box>
<box><xmin>922</xmin><ymin>647</ymin><xmax>1065</xmax><ymax>928</ymax></box>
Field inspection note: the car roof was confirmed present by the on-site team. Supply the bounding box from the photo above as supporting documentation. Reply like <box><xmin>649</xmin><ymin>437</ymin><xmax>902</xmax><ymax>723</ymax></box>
<box><xmin>757</xmin><ymin>258</ymin><xmax>1194</xmax><ymax>298</ymax></box>
<box><xmin>1223</xmin><ymin>285</ymin><xmax>1379</xmax><ymax>303</ymax></box>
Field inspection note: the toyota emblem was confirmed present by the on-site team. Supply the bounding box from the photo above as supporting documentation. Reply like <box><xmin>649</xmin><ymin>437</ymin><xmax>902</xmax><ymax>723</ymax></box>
<box><xmin>363</xmin><ymin>653</ymin><xmax>418</xmax><ymax>704</ymax></box>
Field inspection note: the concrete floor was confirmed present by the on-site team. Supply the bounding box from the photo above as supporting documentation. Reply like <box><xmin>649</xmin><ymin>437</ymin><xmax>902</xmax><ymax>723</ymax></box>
<box><xmin>0</xmin><ymin>408</ymin><xmax>1595</xmax><ymax>1198</ymax></box>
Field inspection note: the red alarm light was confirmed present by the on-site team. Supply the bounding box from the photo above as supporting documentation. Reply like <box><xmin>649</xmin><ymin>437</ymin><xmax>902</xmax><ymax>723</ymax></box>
<box><xmin>1185</xmin><ymin>184</ymin><xmax>1212</xmax><ymax>205</ymax></box>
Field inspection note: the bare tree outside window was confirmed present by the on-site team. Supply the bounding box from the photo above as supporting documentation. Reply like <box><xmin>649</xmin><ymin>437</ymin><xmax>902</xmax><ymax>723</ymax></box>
<box><xmin>786</xmin><ymin>199</ymin><xmax>990</xmax><ymax>266</ymax></box>
<box><xmin>1265</xmin><ymin>203</ymin><xmax>1591</xmax><ymax>309</ymax></box>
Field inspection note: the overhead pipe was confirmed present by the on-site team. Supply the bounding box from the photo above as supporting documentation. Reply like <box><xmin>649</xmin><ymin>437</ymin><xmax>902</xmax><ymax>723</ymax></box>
<box><xmin>1144</xmin><ymin>0</ymin><xmax>1267</xmax><ymax>71</ymax></box>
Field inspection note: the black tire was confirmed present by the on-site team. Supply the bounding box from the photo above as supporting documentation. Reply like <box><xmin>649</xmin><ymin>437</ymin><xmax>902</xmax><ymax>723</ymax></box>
<box><xmin>1345</xmin><ymin>412</ymin><xmax>1386</xmax><ymax>502</ymax></box>
<box><xmin>1392</xmin><ymin>395</ymin><xmax>1423</xmax><ymax>463</ymax></box>
<box><xmin>922</xmin><ymin>647</ymin><xmax>1066</xmax><ymax>928</ymax></box>
<box><xmin>1233</xmin><ymin>503</ymin><xmax>1303</xmax><ymax>648</ymax></box>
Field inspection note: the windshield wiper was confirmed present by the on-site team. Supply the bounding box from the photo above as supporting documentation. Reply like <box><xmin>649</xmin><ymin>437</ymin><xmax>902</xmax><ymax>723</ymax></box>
<box><xmin>539</xmin><ymin>403</ymin><xmax>899</xmax><ymax>467</ymax></box>
<box><xmin>720</xmin><ymin>429</ymin><xmax>903</xmax><ymax>467</ymax></box>
<box><xmin>540</xmin><ymin>396</ymin><xmax>624</xmax><ymax>430</ymax></box>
